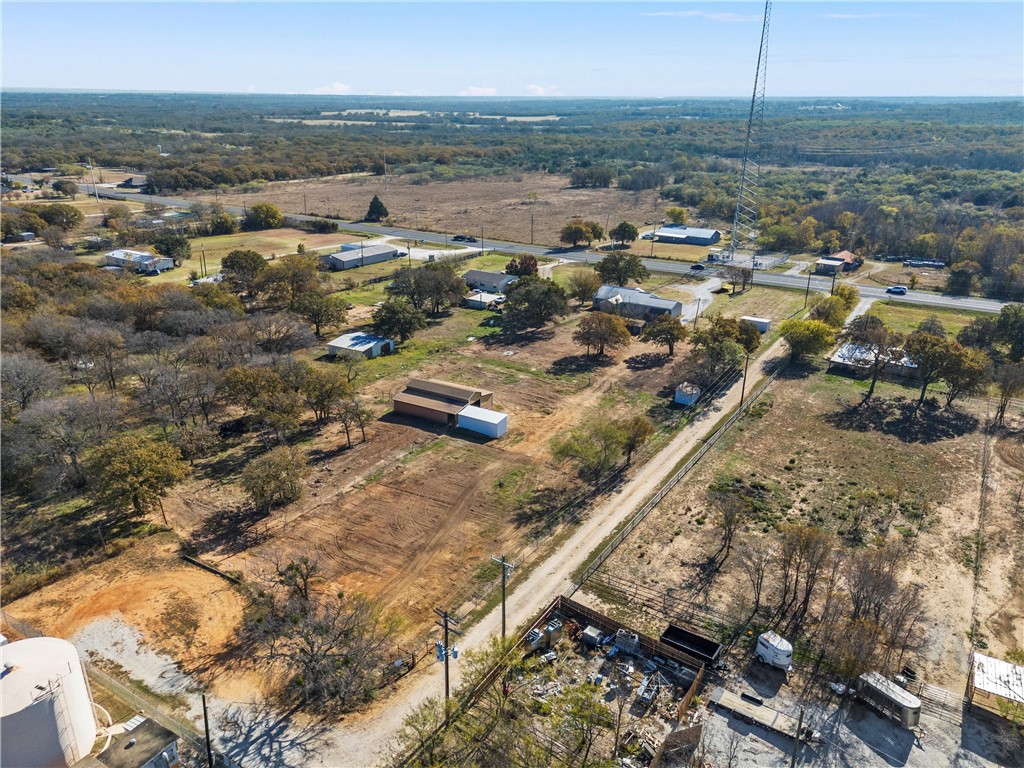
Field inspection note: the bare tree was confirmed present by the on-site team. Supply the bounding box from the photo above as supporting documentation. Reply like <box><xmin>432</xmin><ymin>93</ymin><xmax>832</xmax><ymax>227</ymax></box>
<box><xmin>711</xmin><ymin>490</ymin><xmax>745</xmax><ymax>560</ymax></box>
<box><xmin>737</xmin><ymin>538</ymin><xmax>776</xmax><ymax>615</ymax></box>
<box><xmin>994</xmin><ymin>363</ymin><xmax>1024</xmax><ymax>427</ymax></box>
<box><xmin>1</xmin><ymin>351</ymin><xmax>59</xmax><ymax>415</ymax></box>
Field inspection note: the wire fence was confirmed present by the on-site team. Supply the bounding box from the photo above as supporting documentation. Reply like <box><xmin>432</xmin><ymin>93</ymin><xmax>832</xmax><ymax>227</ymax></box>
<box><xmin>568</xmin><ymin>360</ymin><xmax>786</xmax><ymax>596</ymax></box>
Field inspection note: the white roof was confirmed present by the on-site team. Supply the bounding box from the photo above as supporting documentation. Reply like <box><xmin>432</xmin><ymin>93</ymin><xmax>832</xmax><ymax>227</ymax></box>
<box><xmin>740</xmin><ymin>316</ymin><xmax>771</xmax><ymax>324</ymax></box>
<box><xmin>1</xmin><ymin>637</ymin><xmax>82</xmax><ymax>715</ymax></box>
<box><xmin>467</xmin><ymin>291</ymin><xmax>502</xmax><ymax>303</ymax></box>
<box><xmin>758</xmin><ymin>630</ymin><xmax>792</xmax><ymax>653</ymax></box>
<box><xmin>458</xmin><ymin>404</ymin><xmax>507</xmax><ymax>424</ymax></box>
<box><xmin>106</xmin><ymin>249</ymin><xmax>154</xmax><ymax>259</ymax></box>
<box><xmin>328</xmin><ymin>332</ymin><xmax>392</xmax><ymax>352</ymax></box>
<box><xmin>972</xmin><ymin>652</ymin><xmax>1024</xmax><ymax>704</ymax></box>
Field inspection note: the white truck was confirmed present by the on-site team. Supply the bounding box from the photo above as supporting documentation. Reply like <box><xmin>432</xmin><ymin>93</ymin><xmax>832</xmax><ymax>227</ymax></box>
<box><xmin>755</xmin><ymin>630</ymin><xmax>793</xmax><ymax>671</ymax></box>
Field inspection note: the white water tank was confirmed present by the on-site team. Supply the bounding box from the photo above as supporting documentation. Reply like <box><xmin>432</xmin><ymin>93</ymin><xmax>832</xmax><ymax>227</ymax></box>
<box><xmin>1</xmin><ymin>637</ymin><xmax>98</xmax><ymax>767</ymax></box>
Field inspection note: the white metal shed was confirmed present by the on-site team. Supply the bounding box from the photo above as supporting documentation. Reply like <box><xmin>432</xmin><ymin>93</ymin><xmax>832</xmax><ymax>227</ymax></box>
<box><xmin>457</xmin><ymin>404</ymin><xmax>508</xmax><ymax>438</ymax></box>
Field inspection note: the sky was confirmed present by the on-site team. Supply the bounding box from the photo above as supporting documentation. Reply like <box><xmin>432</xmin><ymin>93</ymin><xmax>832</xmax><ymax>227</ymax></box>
<box><xmin>1</xmin><ymin>2</ymin><xmax>1021</xmax><ymax>98</ymax></box>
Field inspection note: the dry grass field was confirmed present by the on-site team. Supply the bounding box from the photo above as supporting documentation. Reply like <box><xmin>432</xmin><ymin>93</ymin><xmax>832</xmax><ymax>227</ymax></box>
<box><xmin>188</xmin><ymin>172</ymin><xmax>672</xmax><ymax>247</ymax></box>
<box><xmin>578</xmin><ymin>365</ymin><xmax>1023</xmax><ymax>690</ymax></box>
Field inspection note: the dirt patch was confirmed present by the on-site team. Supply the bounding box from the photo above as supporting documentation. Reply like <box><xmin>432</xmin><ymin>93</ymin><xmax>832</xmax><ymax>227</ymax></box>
<box><xmin>5</xmin><ymin>534</ymin><xmax>252</xmax><ymax>698</ymax></box>
<box><xmin>189</xmin><ymin>173</ymin><xmax>667</xmax><ymax>248</ymax></box>
<box><xmin>995</xmin><ymin>432</ymin><xmax>1024</xmax><ymax>473</ymax></box>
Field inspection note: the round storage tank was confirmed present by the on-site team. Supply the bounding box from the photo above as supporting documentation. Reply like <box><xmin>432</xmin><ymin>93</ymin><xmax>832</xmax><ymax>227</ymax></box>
<box><xmin>1</xmin><ymin>637</ymin><xmax>98</xmax><ymax>768</ymax></box>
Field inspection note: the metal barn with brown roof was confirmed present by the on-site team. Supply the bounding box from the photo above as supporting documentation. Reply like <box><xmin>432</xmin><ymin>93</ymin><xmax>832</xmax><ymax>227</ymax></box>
<box><xmin>393</xmin><ymin>378</ymin><xmax>494</xmax><ymax>424</ymax></box>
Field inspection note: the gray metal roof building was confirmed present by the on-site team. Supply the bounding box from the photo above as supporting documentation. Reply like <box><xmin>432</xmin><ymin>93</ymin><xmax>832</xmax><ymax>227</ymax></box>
<box><xmin>653</xmin><ymin>225</ymin><xmax>722</xmax><ymax>246</ymax></box>
<box><xmin>592</xmin><ymin>285</ymin><xmax>683</xmax><ymax>320</ymax></box>
<box><xmin>320</xmin><ymin>243</ymin><xmax>401</xmax><ymax>271</ymax></box>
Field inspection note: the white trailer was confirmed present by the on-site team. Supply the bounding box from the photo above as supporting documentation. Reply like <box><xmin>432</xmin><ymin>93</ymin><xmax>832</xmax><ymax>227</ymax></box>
<box><xmin>755</xmin><ymin>630</ymin><xmax>793</xmax><ymax>671</ymax></box>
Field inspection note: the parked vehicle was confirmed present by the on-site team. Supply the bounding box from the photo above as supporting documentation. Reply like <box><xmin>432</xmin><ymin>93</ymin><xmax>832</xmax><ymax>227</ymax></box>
<box><xmin>660</xmin><ymin>624</ymin><xmax>722</xmax><ymax>665</ymax></box>
<box><xmin>886</xmin><ymin>285</ymin><xmax>908</xmax><ymax>295</ymax></box>
<box><xmin>710</xmin><ymin>687</ymin><xmax>820</xmax><ymax>743</ymax></box>
<box><xmin>755</xmin><ymin>631</ymin><xmax>793</xmax><ymax>671</ymax></box>
<box><xmin>855</xmin><ymin>671</ymin><xmax>922</xmax><ymax>728</ymax></box>
<box><xmin>641</xmin><ymin>233</ymin><xmax>655</xmax><ymax>240</ymax></box>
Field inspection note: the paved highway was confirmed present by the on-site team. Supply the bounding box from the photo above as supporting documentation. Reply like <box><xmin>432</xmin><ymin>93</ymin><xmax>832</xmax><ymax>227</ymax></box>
<box><xmin>83</xmin><ymin>185</ymin><xmax>1010</xmax><ymax>315</ymax></box>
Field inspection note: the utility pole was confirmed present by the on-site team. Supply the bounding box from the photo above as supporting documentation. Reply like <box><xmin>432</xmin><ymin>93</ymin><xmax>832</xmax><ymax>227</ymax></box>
<box><xmin>88</xmin><ymin>157</ymin><xmax>100</xmax><ymax>202</ymax></box>
<box><xmin>740</xmin><ymin>352</ymin><xmax>750</xmax><ymax>405</ymax></box>
<box><xmin>692</xmin><ymin>298</ymin><xmax>702</xmax><ymax>330</ymax></box>
<box><xmin>530</xmin><ymin>213</ymin><xmax>534</xmax><ymax>245</ymax></box>
<box><xmin>490</xmin><ymin>554</ymin><xmax>515</xmax><ymax>639</ymax></box>
<box><xmin>434</xmin><ymin>608</ymin><xmax>462</xmax><ymax>702</ymax></box>
<box><xmin>480</xmin><ymin>224</ymin><xmax>484</xmax><ymax>254</ymax></box>
<box><xmin>383</xmin><ymin>147</ymin><xmax>388</xmax><ymax>191</ymax></box>
<box><xmin>830</xmin><ymin>272</ymin><xmax>838</xmax><ymax>296</ymax></box>
<box><xmin>804</xmin><ymin>269</ymin><xmax>813</xmax><ymax>307</ymax></box>
<box><xmin>790</xmin><ymin>707</ymin><xmax>804</xmax><ymax>768</ymax></box>
<box><xmin>303</xmin><ymin>193</ymin><xmax>307</xmax><ymax>215</ymax></box>
<box><xmin>202</xmin><ymin>694</ymin><xmax>214</xmax><ymax>768</ymax></box>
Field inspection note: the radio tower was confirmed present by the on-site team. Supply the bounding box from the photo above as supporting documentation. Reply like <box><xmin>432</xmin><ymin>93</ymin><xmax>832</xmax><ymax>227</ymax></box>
<box><xmin>726</xmin><ymin>0</ymin><xmax>772</xmax><ymax>262</ymax></box>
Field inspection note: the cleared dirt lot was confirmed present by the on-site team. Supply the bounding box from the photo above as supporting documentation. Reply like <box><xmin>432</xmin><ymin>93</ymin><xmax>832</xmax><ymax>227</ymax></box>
<box><xmin>189</xmin><ymin>172</ymin><xmax>669</xmax><ymax>247</ymax></box>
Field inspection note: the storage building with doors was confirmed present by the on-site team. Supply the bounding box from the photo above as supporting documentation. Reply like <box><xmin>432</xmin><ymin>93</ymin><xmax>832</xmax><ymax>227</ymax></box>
<box><xmin>457</xmin><ymin>404</ymin><xmax>508</xmax><ymax>438</ymax></box>
<box><xmin>327</xmin><ymin>332</ymin><xmax>395</xmax><ymax>359</ymax></box>
<box><xmin>652</xmin><ymin>224</ymin><xmax>722</xmax><ymax>246</ymax></box>
<box><xmin>393</xmin><ymin>378</ymin><xmax>493</xmax><ymax>425</ymax></box>
<box><xmin>320</xmin><ymin>243</ymin><xmax>401</xmax><ymax>271</ymax></box>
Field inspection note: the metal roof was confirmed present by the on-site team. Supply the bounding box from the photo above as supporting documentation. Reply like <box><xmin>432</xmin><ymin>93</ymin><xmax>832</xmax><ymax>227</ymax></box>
<box><xmin>328</xmin><ymin>332</ymin><xmax>393</xmax><ymax>352</ymax></box>
<box><xmin>593</xmin><ymin>285</ymin><xmax>682</xmax><ymax>313</ymax></box>
<box><xmin>458</xmin><ymin>405</ymin><xmax>507</xmax><ymax>425</ymax></box>
<box><xmin>972</xmin><ymin>652</ymin><xmax>1024</xmax><ymax>704</ymax></box>
<box><xmin>406</xmin><ymin>378</ymin><xmax>491</xmax><ymax>403</ymax></box>
<box><xmin>98</xmin><ymin>718</ymin><xmax>177</xmax><ymax>768</ymax></box>
<box><xmin>393</xmin><ymin>391</ymin><xmax>465</xmax><ymax>415</ymax></box>
<box><xmin>654</xmin><ymin>225</ymin><xmax>721</xmax><ymax>240</ymax></box>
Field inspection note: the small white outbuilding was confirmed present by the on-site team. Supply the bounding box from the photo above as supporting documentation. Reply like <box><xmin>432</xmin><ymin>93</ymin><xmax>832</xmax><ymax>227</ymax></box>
<box><xmin>457</xmin><ymin>404</ymin><xmax>508</xmax><ymax>438</ymax></box>
<box><xmin>327</xmin><ymin>332</ymin><xmax>396</xmax><ymax>359</ymax></box>
<box><xmin>740</xmin><ymin>315</ymin><xmax>772</xmax><ymax>334</ymax></box>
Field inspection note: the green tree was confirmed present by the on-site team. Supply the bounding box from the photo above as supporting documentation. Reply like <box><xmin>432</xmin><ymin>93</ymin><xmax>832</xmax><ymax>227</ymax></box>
<box><xmin>845</xmin><ymin>315</ymin><xmax>904</xmax><ymax>400</ymax></box>
<box><xmin>298</xmin><ymin>365</ymin><xmax>352</xmax><ymax>426</ymax></box>
<box><xmin>778</xmin><ymin>319</ymin><xmax>837</xmax><ymax>362</ymax></box>
<box><xmin>365</xmin><ymin>195</ymin><xmax>389</xmax><ymax>222</ymax></box>
<box><xmin>210</xmin><ymin>211</ymin><xmax>239</xmax><ymax>235</ymax></box>
<box><xmin>502</xmin><ymin>275</ymin><xmax>569</xmax><ymax>330</ymax></box>
<box><xmin>243</xmin><ymin>202</ymin><xmax>284</xmax><ymax>231</ymax></box>
<box><xmin>240</xmin><ymin>445</ymin><xmax>310</xmax><ymax>511</ymax></box>
<box><xmin>25</xmin><ymin>202</ymin><xmax>83</xmax><ymax>231</ymax></box>
<box><xmin>665</xmin><ymin>206</ymin><xmax>688</xmax><ymax>225</ymax></box>
<box><xmin>616</xmin><ymin>415</ymin><xmax>655</xmax><ymax>463</ymax></box>
<box><xmin>946</xmin><ymin>261</ymin><xmax>981</xmax><ymax>295</ymax></box>
<box><xmin>104</xmin><ymin>203</ymin><xmax>132</xmax><ymax>230</ymax></box>
<box><xmin>373</xmin><ymin>297</ymin><xmax>427</xmax><ymax>342</ymax></box>
<box><xmin>153</xmin><ymin>231</ymin><xmax>192</xmax><ymax>266</ymax></box>
<box><xmin>504</xmin><ymin>254</ymin><xmax>539</xmax><ymax>277</ymax></box>
<box><xmin>942</xmin><ymin>346</ymin><xmax>990</xmax><ymax>408</ymax></box>
<box><xmin>832</xmin><ymin>283</ymin><xmax>860</xmax><ymax>313</ymax></box>
<box><xmin>88</xmin><ymin>435</ymin><xmax>189</xmax><ymax>522</ymax></box>
<box><xmin>421</xmin><ymin>263</ymin><xmax>467</xmax><ymax>314</ymax></box>
<box><xmin>996</xmin><ymin>303</ymin><xmax>1024</xmax><ymax>360</ymax></box>
<box><xmin>904</xmin><ymin>331</ymin><xmax>955</xmax><ymax>405</ymax></box>
<box><xmin>640</xmin><ymin>313</ymin><xmax>688</xmax><ymax>356</ymax></box>
<box><xmin>594</xmin><ymin>251</ymin><xmax>649</xmax><ymax>286</ymax></box>
<box><xmin>51</xmin><ymin>179</ymin><xmax>78</xmax><ymax>199</ymax></box>
<box><xmin>551</xmin><ymin>417</ymin><xmax>625</xmax><ymax>483</ymax></box>
<box><xmin>582</xmin><ymin>220</ymin><xmax>604</xmax><ymax>243</ymax></box>
<box><xmin>609</xmin><ymin>221</ymin><xmax>639</xmax><ymax>245</ymax></box>
<box><xmin>294</xmin><ymin>291</ymin><xmax>348</xmax><ymax>337</ymax></box>
<box><xmin>736</xmin><ymin>319</ymin><xmax>762</xmax><ymax>354</ymax></box>
<box><xmin>222</xmin><ymin>249</ymin><xmax>268</xmax><ymax>298</ymax></box>
<box><xmin>256</xmin><ymin>253</ymin><xmax>320</xmax><ymax>309</ymax></box>
<box><xmin>566</xmin><ymin>268</ymin><xmax>603</xmax><ymax>307</ymax></box>
<box><xmin>223</xmin><ymin>366</ymin><xmax>285</xmax><ymax>411</ymax></box>
<box><xmin>573</xmin><ymin>312</ymin><xmax>631</xmax><ymax>356</ymax></box>
<box><xmin>809</xmin><ymin>296</ymin><xmax>850</xmax><ymax>328</ymax></box>
<box><xmin>559</xmin><ymin>221</ymin><xmax>590</xmax><ymax>248</ymax></box>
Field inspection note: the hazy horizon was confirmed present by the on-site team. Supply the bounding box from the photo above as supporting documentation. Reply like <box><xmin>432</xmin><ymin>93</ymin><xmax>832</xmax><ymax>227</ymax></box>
<box><xmin>2</xmin><ymin>2</ymin><xmax>1021</xmax><ymax>99</ymax></box>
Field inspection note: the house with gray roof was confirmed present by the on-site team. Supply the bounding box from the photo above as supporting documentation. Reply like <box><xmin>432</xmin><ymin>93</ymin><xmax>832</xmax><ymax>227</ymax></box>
<box><xmin>592</xmin><ymin>285</ymin><xmax>683</xmax><ymax>321</ymax></box>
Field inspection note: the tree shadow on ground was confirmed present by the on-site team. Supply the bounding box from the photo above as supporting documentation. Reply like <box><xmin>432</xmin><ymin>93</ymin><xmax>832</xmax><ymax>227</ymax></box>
<box><xmin>680</xmin><ymin>550</ymin><xmax>726</xmax><ymax>601</ymax></box>
<box><xmin>196</xmin><ymin>440</ymin><xmax>269</xmax><ymax>482</ymax></box>
<box><xmin>187</xmin><ymin>504</ymin><xmax>270</xmax><ymax>556</ymax></box>
<box><xmin>216</xmin><ymin>700</ymin><xmax>333</xmax><ymax>768</ymax></box>
<box><xmin>479</xmin><ymin>326</ymin><xmax>556</xmax><ymax>349</ymax></box>
<box><xmin>824</xmin><ymin>396</ymin><xmax>979</xmax><ymax>444</ymax></box>
<box><xmin>511</xmin><ymin>486</ymin><xmax>579</xmax><ymax>535</ymax></box>
<box><xmin>624</xmin><ymin>352</ymin><xmax>669</xmax><ymax>371</ymax></box>
<box><xmin>548</xmin><ymin>354</ymin><xmax>616</xmax><ymax>376</ymax></box>
<box><xmin>773</xmin><ymin>359</ymin><xmax>817</xmax><ymax>380</ymax></box>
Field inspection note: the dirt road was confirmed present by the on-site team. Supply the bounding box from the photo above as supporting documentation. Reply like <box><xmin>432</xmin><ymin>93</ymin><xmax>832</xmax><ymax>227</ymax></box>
<box><xmin>335</xmin><ymin>340</ymin><xmax>791</xmax><ymax>766</ymax></box>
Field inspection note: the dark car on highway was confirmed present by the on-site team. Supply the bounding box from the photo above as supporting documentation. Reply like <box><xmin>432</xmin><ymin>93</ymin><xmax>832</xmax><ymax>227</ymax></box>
<box><xmin>690</xmin><ymin>263</ymin><xmax>706</xmax><ymax>271</ymax></box>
